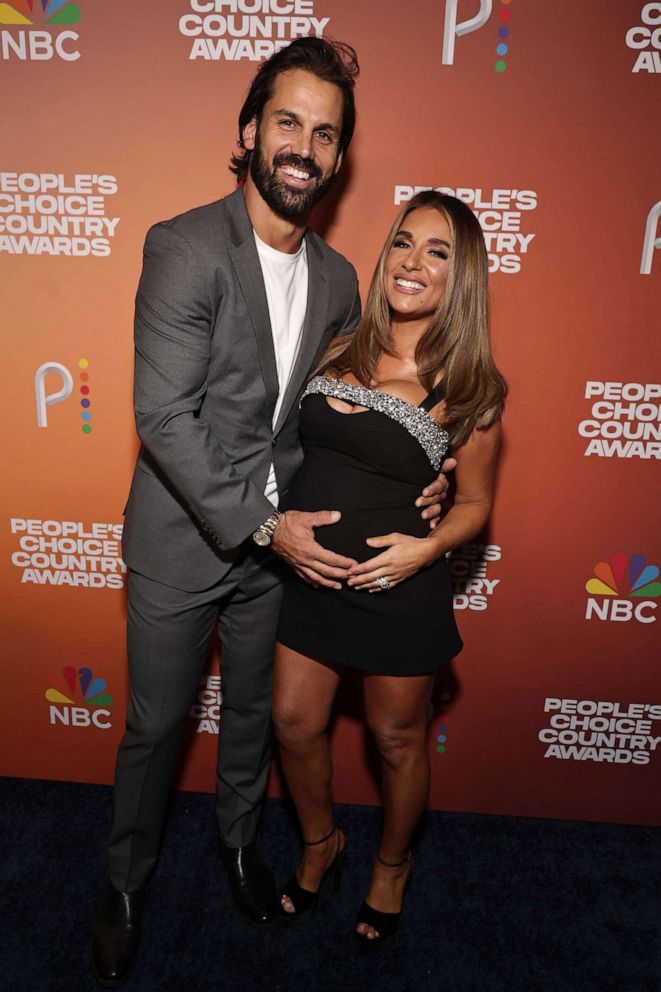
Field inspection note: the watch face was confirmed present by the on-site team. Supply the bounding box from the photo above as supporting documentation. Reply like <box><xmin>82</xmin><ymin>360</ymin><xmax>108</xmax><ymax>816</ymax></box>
<box><xmin>253</xmin><ymin>530</ymin><xmax>270</xmax><ymax>547</ymax></box>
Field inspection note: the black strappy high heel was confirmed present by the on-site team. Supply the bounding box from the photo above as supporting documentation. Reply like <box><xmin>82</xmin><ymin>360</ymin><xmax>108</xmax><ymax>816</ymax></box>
<box><xmin>355</xmin><ymin>850</ymin><xmax>413</xmax><ymax>954</ymax></box>
<box><xmin>279</xmin><ymin>825</ymin><xmax>345</xmax><ymax>928</ymax></box>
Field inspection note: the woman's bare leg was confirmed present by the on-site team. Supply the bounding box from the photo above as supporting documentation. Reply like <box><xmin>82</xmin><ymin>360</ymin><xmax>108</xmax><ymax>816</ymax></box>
<box><xmin>357</xmin><ymin>672</ymin><xmax>435</xmax><ymax>938</ymax></box>
<box><xmin>272</xmin><ymin>642</ymin><xmax>343</xmax><ymax>911</ymax></box>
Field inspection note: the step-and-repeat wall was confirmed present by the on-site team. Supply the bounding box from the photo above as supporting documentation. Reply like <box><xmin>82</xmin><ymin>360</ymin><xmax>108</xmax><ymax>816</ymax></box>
<box><xmin>2</xmin><ymin>1</ymin><xmax>660</xmax><ymax>826</ymax></box>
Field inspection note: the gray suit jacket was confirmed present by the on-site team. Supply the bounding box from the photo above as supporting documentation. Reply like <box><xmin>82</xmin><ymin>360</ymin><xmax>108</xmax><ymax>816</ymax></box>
<box><xmin>122</xmin><ymin>188</ymin><xmax>361</xmax><ymax>591</ymax></box>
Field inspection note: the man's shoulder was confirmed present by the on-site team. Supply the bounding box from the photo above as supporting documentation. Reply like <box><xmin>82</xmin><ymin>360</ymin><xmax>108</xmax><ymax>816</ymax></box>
<box><xmin>145</xmin><ymin>188</ymin><xmax>243</xmax><ymax>249</ymax></box>
<box><xmin>306</xmin><ymin>229</ymin><xmax>357</xmax><ymax>282</ymax></box>
<box><xmin>158</xmin><ymin>197</ymin><xmax>225</xmax><ymax>229</ymax></box>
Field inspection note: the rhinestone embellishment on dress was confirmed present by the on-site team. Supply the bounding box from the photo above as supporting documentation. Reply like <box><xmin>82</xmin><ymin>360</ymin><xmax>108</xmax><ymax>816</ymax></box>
<box><xmin>302</xmin><ymin>376</ymin><xmax>449</xmax><ymax>470</ymax></box>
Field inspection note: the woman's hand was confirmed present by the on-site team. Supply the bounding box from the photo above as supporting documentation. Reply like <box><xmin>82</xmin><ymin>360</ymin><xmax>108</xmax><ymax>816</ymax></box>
<box><xmin>346</xmin><ymin>532</ymin><xmax>439</xmax><ymax>592</ymax></box>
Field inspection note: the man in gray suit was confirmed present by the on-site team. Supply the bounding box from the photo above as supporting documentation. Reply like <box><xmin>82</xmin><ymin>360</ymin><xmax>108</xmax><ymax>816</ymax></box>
<box><xmin>92</xmin><ymin>37</ymin><xmax>448</xmax><ymax>987</ymax></box>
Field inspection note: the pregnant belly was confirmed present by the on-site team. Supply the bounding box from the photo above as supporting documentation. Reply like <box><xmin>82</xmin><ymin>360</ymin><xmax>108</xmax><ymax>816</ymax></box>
<box><xmin>310</xmin><ymin>504</ymin><xmax>428</xmax><ymax>561</ymax></box>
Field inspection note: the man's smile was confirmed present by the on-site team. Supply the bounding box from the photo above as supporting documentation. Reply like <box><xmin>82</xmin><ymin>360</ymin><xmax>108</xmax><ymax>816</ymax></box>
<box><xmin>281</xmin><ymin>164</ymin><xmax>312</xmax><ymax>181</ymax></box>
<box><xmin>278</xmin><ymin>163</ymin><xmax>315</xmax><ymax>187</ymax></box>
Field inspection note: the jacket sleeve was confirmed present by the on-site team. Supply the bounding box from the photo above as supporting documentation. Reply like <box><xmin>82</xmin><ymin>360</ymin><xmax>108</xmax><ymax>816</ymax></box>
<box><xmin>132</xmin><ymin>222</ymin><xmax>275</xmax><ymax>550</ymax></box>
<box><xmin>338</xmin><ymin>267</ymin><xmax>361</xmax><ymax>335</ymax></box>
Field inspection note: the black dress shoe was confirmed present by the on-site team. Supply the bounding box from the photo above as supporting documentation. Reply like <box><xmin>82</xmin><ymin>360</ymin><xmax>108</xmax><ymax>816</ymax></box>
<box><xmin>219</xmin><ymin>842</ymin><xmax>277</xmax><ymax>929</ymax></box>
<box><xmin>91</xmin><ymin>883</ymin><xmax>144</xmax><ymax>988</ymax></box>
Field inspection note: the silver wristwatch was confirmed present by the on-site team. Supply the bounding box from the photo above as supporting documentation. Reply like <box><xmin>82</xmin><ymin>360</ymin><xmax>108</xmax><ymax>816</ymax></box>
<box><xmin>252</xmin><ymin>510</ymin><xmax>281</xmax><ymax>547</ymax></box>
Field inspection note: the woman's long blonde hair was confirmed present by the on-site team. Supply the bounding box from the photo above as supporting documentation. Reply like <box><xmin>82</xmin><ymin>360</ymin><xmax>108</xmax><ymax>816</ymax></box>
<box><xmin>319</xmin><ymin>190</ymin><xmax>507</xmax><ymax>447</ymax></box>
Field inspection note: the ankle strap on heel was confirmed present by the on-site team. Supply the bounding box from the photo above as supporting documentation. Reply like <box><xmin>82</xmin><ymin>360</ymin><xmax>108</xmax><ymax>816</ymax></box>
<box><xmin>303</xmin><ymin>825</ymin><xmax>337</xmax><ymax>846</ymax></box>
<box><xmin>376</xmin><ymin>850</ymin><xmax>412</xmax><ymax>869</ymax></box>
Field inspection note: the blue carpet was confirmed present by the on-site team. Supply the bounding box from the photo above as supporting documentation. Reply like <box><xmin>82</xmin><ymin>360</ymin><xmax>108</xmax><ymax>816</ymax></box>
<box><xmin>1</xmin><ymin>777</ymin><xmax>660</xmax><ymax>992</ymax></box>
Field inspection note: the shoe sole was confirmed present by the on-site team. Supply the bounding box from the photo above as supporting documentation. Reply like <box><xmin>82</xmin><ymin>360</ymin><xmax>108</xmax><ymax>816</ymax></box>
<box><xmin>91</xmin><ymin>958</ymin><xmax>131</xmax><ymax>988</ymax></box>
<box><xmin>237</xmin><ymin>908</ymin><xmax>277</xmax><ymax>930</ymax></box>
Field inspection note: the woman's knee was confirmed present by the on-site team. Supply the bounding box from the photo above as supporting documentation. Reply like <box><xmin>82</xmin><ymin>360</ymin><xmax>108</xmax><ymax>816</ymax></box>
<box><xmin>369</xmin><ymin>721</ymin><xmax>426</xmax><ymax>769</ymax></box>
<box><xmin>272</xmin><ymin>701</ymin><xmax>326</xmax><ymax>750</ymax></box>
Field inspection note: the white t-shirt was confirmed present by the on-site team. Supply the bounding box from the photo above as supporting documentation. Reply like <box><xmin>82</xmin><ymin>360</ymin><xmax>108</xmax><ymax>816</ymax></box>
<box><xmin>253</xmin><ymin>230</ymin><xmax>309</xmax><ymax>506</ymax></box>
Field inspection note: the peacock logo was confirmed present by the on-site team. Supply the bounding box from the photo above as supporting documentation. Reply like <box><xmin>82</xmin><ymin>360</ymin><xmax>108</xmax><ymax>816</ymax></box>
<box><xmin>0</xmin><ymin>1</ymin><xmax>80</xmax><ymax>24</ymax></box>
<box><xmin>585</xmin><ymin>553</ymin><xmax>660</xmax><ymax>624</ymax></box>
<box><xmin>585</xmin><ymin>554</ymin><xmax>661</xmax><ymax>600</ymax></box>
<box><xmin>45</xmin><ymin>666</ymin><xmax>113</xmax><ymax>729</ymax></box>
<box><xmin>46</xmin><ymin>666</ymin><xmax>112</xmax><ymax>706</ymax></box>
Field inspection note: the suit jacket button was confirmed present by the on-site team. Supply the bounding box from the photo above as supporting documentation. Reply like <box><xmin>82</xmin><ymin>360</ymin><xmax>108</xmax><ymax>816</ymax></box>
<box><xmin>271</xmin><ymin>436</ymin><xmax>277</xmax><ymax>447</ymax></box>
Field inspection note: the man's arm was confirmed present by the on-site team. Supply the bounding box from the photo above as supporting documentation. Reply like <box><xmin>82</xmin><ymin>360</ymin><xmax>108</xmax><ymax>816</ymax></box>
<box><xmin>132</xmin><ymin>222</ymin><xmax>275</xmax><ymax>550</ymax></box>
<box><xmin>338</xmin><ymin>266</ymin><xmax>361</xmax><ymax>334</ymax></box>
<box><xmin>416</xmin><ymin>456</ymin><xmax>456</xmax><ymax>527</ymax></box>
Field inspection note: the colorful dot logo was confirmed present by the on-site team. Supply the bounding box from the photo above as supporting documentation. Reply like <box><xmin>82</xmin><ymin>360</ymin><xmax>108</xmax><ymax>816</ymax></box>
<box><xmin>0</xmin><ymin>1</ymin><xmax>80</xmax><ymax>24</ymax></box>
<box><xmin>78</xmin><ymin>357</ymin><xmax>92</xmax><ymax>434</ymax></box>
<box><xmin>435</xmin><ymin>690</ymin><xmax>452</xmax><ymax>756</ymax></box>
<box><xmin>45</xmin><ymin>666</ymin><xmax>112</xmax><ymax>707</ymax></box>
<box><xmin>585</xmin><ymin>554</ymin><xmax>661</xmax><ymax>600</ymax></box>
<box><xmin>495</xmin><ymin>0</ymin><xmax>511</xmax><ymax>73</ymax></box>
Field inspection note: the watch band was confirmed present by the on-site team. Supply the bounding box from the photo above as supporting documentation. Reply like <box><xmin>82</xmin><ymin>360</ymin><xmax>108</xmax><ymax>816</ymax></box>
<box><xmin>252</xmin><ymin>510</ymin><xmax>281</xmax><ymax>546</ymax></box>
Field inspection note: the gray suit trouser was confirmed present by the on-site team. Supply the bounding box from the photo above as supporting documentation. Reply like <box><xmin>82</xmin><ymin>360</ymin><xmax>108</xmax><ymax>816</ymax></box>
<box><xmin>107</xmin><ymin>545</ymin><xmax>284</xmax><ymax>892</ymax></box>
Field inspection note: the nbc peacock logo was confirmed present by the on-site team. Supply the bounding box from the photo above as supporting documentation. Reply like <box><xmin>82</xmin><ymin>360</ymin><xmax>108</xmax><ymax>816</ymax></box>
<box><xmin>585</xmin><ymin>553</ymin><xmax>661</xmax><ymax>625</ymax></box>
<box><xmin>45</xmin><ymin>665</ymin><xmax>113</xmax><ymax>729</ymax></box>
<box><xmin>0</xmin><ymin>1</ymin><xmax>81</xmax><ymax>60</ymax></box>
<box><xmin>0</xmin><ymin>1</ymin><xmax>80</xmax><ymax>24</ymax></box>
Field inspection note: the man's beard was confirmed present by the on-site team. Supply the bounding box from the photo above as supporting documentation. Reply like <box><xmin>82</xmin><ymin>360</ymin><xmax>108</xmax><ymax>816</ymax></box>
<box><xmin>249</xmin><ymin>132</ymin><xmax>336</xmax><ymax>221</ymax></box>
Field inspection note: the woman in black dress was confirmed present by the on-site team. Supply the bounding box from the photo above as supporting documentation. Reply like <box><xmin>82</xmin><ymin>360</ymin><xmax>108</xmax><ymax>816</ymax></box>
<box><xmin>272</xmin><ymin>190</ymin><xmax>506</xmax><ymax>949</ymax></box>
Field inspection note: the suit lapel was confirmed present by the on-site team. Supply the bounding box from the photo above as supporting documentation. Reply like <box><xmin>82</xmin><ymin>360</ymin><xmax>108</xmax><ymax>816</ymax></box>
<box><xmin>274</xmin><ymin>232</ymin><xmax>330</xmax><ymax>435</ymax></box>
<box><xmin>226</xmin><ymin>191</ymin><xmax>280</xmax><ymax>422</ymax></box>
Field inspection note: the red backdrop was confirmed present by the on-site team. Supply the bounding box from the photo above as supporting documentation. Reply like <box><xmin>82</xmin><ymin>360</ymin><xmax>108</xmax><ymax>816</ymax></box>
<box><xmin>2</xmin><ymin>0</ymin><xmax>660</xmax><ymax>825</ymax></box>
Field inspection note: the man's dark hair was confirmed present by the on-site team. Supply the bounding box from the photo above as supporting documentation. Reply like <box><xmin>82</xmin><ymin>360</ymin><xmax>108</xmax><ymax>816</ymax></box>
<box><xmin>230</xmin><ymin>37</ymin><xmax>359</xmax><ymax>181</ymax></box>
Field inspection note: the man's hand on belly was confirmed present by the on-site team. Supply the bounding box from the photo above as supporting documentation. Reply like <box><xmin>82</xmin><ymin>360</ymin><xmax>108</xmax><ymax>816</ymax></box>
<box><xmin>271</xmin><ymin>510</ymin><xmax>358</xmax><ymax>590</ymax></box>
<box><xmin>416</xmin><ymin>455</ymin><xmax>457</xmax><ymax>529</ymax></box>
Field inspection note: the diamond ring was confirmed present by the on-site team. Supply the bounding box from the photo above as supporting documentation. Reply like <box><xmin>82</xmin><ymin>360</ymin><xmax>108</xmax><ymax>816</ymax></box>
<box><xmin>376</xmin><ymin>576</ymin><xmax>391</xmax><ymax>591</ymax></box>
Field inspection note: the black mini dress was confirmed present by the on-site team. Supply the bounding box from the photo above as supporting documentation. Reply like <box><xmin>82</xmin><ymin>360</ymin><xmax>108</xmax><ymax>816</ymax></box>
<box><xmin>276</xmin><ymin>376</ymin><xmax>463</xmax><ymax>676</ymax></box>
